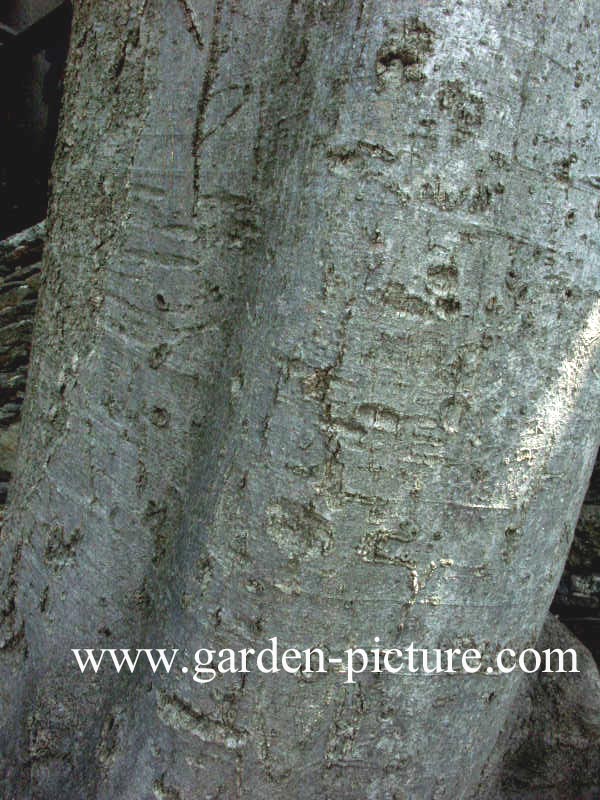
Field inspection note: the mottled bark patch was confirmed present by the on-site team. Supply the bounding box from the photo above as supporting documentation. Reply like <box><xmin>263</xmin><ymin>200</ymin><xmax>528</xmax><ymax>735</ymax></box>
<box><xmin>157</xmin><ymin>691</ymin><xmax>247</xmax><ymax>749</ymax></box>
<box><xmin>382</xmin><ymin>282</ymin><xmax>461</xmax><ymax>319</ymax></box>
<box><xmin>266</xmin><ymin>498</ymin><xmax>333</xmax><ymax>559</ymax></box>
<box><xmin>144</xmin><ymin>501</ymin><xmax>169</xmax><ymax>565</ymax></box>
<box><xmin>356</xmin><ymin>528</ymin><xmax>417</xmax><ymax>567</ymax></box>
<box><xmin>376</xmin><ymin>17</ymin><xmax>435</xmax><ymax>86</ymax></box>
<box><xmin>44</xmin><ymin>524</ymin><xmax>82</xmax><ymax>569</ymax></box>
<box><xmin>438</xmin><ymin>79</ymin><xmax>485</xmax><ymax>135</ymax></box>
<box><xmin>148</xmin><ymin>343</ymin><xmax>170</xmax><ymax>369</ymax></box>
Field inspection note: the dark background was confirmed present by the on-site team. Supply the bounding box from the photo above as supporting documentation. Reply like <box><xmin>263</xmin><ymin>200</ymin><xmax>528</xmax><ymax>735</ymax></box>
<box><xmin>0</xmin><ymin>0</ymin><xmax>71</xmax><ymax>239</ymax></box>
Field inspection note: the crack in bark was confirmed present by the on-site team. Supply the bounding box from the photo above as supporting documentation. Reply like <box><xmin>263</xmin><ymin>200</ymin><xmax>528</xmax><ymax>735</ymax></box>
<box><xmin>192</xmin><ymin>0</ymin><xmax>225</xmax><ymax>216</ymax></box>
<box><xmin>197</xmin><ymin>99</ymin><xmax>245</xmax><ymax>146</ymax></box>
<box><xmin>176</xmin><ymin>0</ymin><xmax>204</xmax><ymax>52</ymax></box>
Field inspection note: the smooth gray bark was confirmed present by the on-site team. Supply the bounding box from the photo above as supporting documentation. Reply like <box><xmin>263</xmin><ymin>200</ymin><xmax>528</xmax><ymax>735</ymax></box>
<box><xmin>1</xmin><ymin>1</ymin><xmax>600</xmax><ymax>798</ymax></box>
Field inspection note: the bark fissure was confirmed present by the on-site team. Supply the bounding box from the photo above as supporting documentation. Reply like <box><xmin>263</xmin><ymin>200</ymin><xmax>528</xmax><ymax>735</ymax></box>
<box><xmin>191</xmin><ymin>0</ymin><xmax>226</xmax><ymax>216</ymax></box>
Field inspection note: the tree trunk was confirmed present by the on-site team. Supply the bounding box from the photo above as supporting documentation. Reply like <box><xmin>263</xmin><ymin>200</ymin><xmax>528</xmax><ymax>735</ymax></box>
<box><xmin>1</xmin><ymin>1</ymin><xmax>600</xmax><ymax>797</ymax></box>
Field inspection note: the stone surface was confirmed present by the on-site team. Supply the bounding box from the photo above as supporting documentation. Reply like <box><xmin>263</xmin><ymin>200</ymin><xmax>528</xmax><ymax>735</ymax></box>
<box><xmin>476</xmin><ymin>615</ymin><xmax>600</xmax><ymax>800</ymax></box>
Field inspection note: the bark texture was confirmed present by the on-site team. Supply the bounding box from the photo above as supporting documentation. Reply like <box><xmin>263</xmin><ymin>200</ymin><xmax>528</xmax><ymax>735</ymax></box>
<box><xmin>1</xmin><ymin>1</ymin><xmax>600</xmax><ymax>798</ymax></box>
<box><xmin>0</xmin><ymin>223</ymin><xmax>45</xmax><ymax>502</ymax></box>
